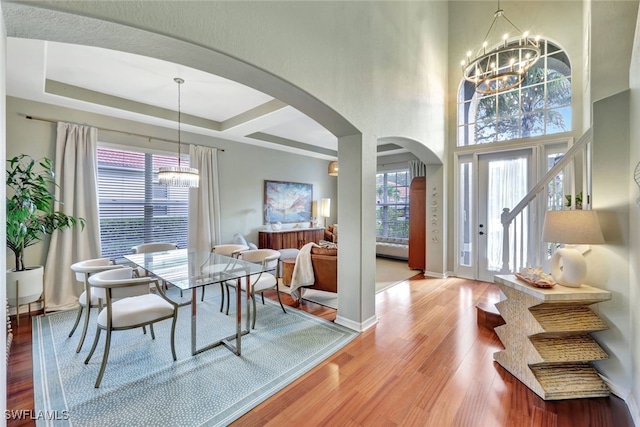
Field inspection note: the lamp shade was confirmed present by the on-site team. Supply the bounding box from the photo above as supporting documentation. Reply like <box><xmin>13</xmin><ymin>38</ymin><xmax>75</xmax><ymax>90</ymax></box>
<box><xmin>541</xmin><ymin>210</ymin><xmax>604</xmax><ymax>244</ymax></box>
<box><xmin>320</xmin><ymin>198</ymin><xmax>331</xmax><ymax>218</ymax></box>
<box><xmin>328</xmin><ymin>161</ymin><xmax>338</xmax><ymax>176</ymax></box>
<box><xmin>541</xmin><ymin>209</ymin><xmax>604</xmax><ymax>288</ymax></box>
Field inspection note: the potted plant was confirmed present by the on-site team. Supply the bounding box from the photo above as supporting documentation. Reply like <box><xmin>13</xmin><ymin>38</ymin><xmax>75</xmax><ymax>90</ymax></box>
<box><xmin>6</xmin><ymin>154</ymin><xmax>85</xmax><ymax>308</ymax></box>
<box><xmin>564</xmin><ymin>191</ymin><xmax>583</xmax><ymax>209</ymax></box>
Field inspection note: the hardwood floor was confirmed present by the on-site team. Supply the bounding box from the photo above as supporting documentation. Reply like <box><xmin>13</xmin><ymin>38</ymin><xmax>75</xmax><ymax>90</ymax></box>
<box><xmin>7</xmin><ymin>276</ymin><xmax>633</xmax><ymax>426</ymax></box>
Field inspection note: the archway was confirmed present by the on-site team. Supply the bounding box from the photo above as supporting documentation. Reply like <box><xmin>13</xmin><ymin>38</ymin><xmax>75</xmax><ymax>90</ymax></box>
<box><xmin>377</xmin><ymin>136</ymin><xmax>446</xmax><ymax>277</ymax></box>
<box><xmin>3</xmin><ymin>2</ymin><xmax>376</xmax><ymax>330</ymax></box>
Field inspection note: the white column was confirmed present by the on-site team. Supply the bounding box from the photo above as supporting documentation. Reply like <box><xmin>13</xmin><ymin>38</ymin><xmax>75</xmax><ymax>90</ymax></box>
<box><xmin>335</xmin><ymin>132</ymin><xmax>377</xmax><ymax>331</ymax></box>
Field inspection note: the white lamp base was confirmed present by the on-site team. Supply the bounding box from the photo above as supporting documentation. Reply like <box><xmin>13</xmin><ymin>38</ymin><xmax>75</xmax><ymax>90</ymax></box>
<box><xmin>550</xmin><ymin>245</ymin><xmax>587</xmax><ymax>287</ymax></box>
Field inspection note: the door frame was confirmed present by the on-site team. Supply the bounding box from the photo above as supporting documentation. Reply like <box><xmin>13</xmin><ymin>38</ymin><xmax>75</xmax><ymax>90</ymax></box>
<box><xmin>476</xmin><ymin>148</ymin><xmax>535</xmax><ymax>282</ymax></box>
<box><xmin>453</xmin><ymin>137</ymin><xmax>572</xmax><ymax>281</ymax></box>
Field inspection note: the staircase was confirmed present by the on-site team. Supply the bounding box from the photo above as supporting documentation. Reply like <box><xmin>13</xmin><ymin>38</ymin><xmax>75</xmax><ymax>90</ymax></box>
<box><xmin>492</xmin><ymin>129</ymin><xmax>612</xmax><ymax>400</ymax></box>
<box><xmin>499</xmin><ymin>128</ymin><xmax>593</xmax><ymax>274</ymax></box>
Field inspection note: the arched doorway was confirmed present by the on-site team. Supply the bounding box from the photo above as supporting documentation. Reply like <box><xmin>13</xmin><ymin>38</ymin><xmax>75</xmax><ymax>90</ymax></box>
<box><xmin>3</xmin><ymin>2</ymin><xmax>377</xmax><ymax>330</ymax></box>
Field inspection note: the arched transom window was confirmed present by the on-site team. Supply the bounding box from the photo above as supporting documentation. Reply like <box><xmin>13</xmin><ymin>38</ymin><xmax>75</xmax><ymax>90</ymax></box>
<box><xmin>457</xmin><ymin>38</ymin><xmax>571</xmax><ymax>146</ymax></box>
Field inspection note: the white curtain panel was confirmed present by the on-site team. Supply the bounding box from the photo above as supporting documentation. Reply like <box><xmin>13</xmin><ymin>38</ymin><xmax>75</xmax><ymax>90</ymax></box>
<box><xmin>486</xmin><ymin>157</ymin><xmax>528</xmax><ymax>271</ymax></box>
<box><xmin>409</xmin><ymin>160</ymin><xmax>426</xmax><ymax>181</ymax></box>
<box><xmin>188</xmin><ymin>145</ymin><xmax>221</xmax><ymax>263</ymax></box>
<box><xmin>44</xmin><ymin>122</ymin><xmax>101</xmax><ymax>311</ymax></box>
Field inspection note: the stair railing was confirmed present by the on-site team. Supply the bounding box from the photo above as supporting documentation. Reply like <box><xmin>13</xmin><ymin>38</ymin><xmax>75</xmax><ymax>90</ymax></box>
<box><xmin>500</xmin><ymin>129</ymin><xmax>593</xmax><ymax>273</ymax></box>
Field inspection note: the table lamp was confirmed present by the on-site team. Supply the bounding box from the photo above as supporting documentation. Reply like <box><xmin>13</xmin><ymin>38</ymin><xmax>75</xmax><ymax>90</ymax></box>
<box><xmin>541</xmin><ymin>210</ymin><xmax>604</xmax><ymax>287</ymax></box>
<box><xmin>320</xmin><ymin>198</ymin><xmax>331</xmax><ymax>227</ymax></box>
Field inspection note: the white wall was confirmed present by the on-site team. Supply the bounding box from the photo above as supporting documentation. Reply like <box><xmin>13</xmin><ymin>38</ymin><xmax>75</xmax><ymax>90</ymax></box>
<box><xmin>592</xmin><ymin>91</ymin><xmax>632</xmax><ymax>395</ymax></box>
<box><xmin>590</xmin><ymin>1</ymin><xmax>639</xmax><ymax>103</ymax></box>
<box><xmin>5</xmin><ymin>97</ymin><xmax>337</xmax><ymax>269</ymax></box>
<box><xmin>628</xmin><ymin>4</ymin><xmax>640</xmax><ymax>421</ymax></box>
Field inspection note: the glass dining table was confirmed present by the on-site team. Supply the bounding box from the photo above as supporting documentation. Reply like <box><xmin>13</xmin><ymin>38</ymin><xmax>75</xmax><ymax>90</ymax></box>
<box><xmin>124</xmin><ymin>249</ymin><xmax>264</xmax><ymax>356</ymax></box>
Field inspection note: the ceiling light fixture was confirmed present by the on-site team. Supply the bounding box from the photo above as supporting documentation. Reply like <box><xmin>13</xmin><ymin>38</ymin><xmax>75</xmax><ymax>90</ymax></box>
<box><xmin>158</xmin><ymin>77</ymin><xmax>199</xmax><ymax>188</ymax></box>
<box><xmin>328</xmin><ymin>161</ymin><xmax>338</xmax><ymax>176</ymax></box>
<box><xmin>461</xmin><ymin>1</ymin><xmax>541</xmax><ymax>95</ymax></box>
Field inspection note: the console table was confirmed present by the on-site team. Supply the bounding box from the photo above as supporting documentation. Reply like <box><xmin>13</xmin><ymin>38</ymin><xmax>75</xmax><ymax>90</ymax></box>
<box><xmin>258</xmin><ymin>228</ymin><xmax>324</xmax><ymax>250</ymax></box>
<box><xmin>493</xmin><ymin>274</ymin><xmax>611</xmax><ymax>400</ymax></box>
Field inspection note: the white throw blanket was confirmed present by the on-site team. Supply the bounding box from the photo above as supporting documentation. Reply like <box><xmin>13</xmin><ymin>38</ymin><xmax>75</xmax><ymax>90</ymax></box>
<box><xmin>289</xmin><ymin>242</ymin><xmax>318</xmax><ymax>300</ymax></box>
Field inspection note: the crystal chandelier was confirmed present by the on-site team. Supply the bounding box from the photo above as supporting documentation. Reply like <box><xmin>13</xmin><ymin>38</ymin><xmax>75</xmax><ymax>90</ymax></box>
<box><xmin>460</xmin><ymin>1</ymin><xmax>541</xmax><ymax>95</ymax></box>
<box><xmin>158</xmin><ymin>77</ymin><xmax>199</xmax><ymax>188</ymax></box>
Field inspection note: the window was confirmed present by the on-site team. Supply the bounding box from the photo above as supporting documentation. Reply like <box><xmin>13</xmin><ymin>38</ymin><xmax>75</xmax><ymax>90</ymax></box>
<box><xmin>375</xmin><ymin>170</ymin><xmax>410</xmax><ymax>239</ymax></box>
<box><xmin>458</xmin><ymin>39</ymin><xmax>571</xmax><ymax>146</ymax></box>
<box><xmin>97</xmin><ymin>146</ymin><xmax>190</xmax><ymax>259</ymax></box>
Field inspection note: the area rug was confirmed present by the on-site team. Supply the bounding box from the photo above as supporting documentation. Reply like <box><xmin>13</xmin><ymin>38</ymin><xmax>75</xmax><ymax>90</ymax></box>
<box><xmin>276</xmin><ymin>258</ymin><xmax>421</xmax><ymax>309</ymax></box>
<box><xmin>375</xmin><ymin>257</ymin><xmax>421</xmax><ymax>293</ymax></box>
<box><xmin>33</xmin><ymin>291</ymin><xmax>358</xmax><ymax>427</ymax></box>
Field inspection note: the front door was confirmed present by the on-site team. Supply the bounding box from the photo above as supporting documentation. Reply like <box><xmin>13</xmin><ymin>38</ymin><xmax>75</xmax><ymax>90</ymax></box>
<box><xmin>456</xmin><ymin>149</ymin><xmax>532</xmax><ymax>282</ymax></box>
<box><xmin>477</xmin><ymin>149</ymin><xmax>532</xmax><ymax>282</ymax></box>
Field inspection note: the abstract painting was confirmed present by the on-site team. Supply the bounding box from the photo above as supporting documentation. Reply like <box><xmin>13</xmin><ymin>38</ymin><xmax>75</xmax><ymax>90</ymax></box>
<box><xmin>264</xmin><ymin>180</ymin><xmax>313</xmax><ymax>224</ymax></box>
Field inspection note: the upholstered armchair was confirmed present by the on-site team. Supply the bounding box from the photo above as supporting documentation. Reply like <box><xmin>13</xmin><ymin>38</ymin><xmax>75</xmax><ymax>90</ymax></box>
<box><xmin>69</xmin><ymin>258</ymin><xmax>125</xmax><ymax>353</ymax></box>
<box><xmin>84</xmin><ymin>267</ymin><xmax>178</xmax><ymax>388</ymax></box>
<box><xmin>324</xmin><ymin>224</ymin><xmax>338</xmax><ymax>243</ymax></box>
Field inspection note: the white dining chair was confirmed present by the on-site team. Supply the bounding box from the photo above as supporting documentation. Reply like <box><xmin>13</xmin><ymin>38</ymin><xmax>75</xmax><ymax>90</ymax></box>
<box><xmin>69</xmin><ymin>258</ymin><xmax>125</xmax><ymax>353</ymax></box>
<box><xmin>224</xmin><ymin>249</ymin><xmax>285</xmax><ymax>329</ymax></box>
<box><xmin>131</xmin><ymin>242</ymin><xmax>179</xmax><ymax>295</ymax></box>
<box><xmin>84</xmin><ymin>267</ymin><xmax>178</xmax><ymax>388</ymax></box>
<box><xmin>200</xmin><ymin>244</ymin><xmax>249</xmax><ymax>307</ymax></box>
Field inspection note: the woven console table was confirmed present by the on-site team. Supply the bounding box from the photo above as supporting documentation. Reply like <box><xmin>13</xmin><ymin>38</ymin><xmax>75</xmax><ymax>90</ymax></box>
<box><xmin>493</xmin><ymin>275</ymin><xmax>611</xmax><ymax>400</ymax></box>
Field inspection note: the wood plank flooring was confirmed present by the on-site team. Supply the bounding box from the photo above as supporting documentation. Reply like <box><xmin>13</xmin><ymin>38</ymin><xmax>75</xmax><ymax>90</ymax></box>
<box><xmin>7</xmin><ymin>276</ymin><xmax>633</xmax><ymax>426</ymax></box>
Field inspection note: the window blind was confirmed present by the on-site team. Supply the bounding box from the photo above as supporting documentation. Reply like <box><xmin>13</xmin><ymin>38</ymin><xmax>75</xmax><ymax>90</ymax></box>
<box><xmin>375</xmin><ymin>170</ymin><xmax>410</xmax><ymax>239</ymax></box>
<box><xmin>97</xmin><ymin>147</ymin><xmax>189</xmax><ymax>259</ymax></box>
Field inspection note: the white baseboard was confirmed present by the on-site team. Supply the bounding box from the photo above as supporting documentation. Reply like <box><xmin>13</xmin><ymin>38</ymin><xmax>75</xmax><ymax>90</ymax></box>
<box><xmin>600</xmin><ymin>373</ymin><xmax>630</xmax><ymax>400</ymax></box>
<box><xmin>334</xmin><ymin>314</ymin><xmax>377</xmax><ymax>332</ymax></box>
<box><xmin>8</xmin><ymin>301</ymin><xmax>44</xmax><ymax>317</ymax></box>
<box><xmin>600</xmin><ymin>374</ymin><xmax>638</xmax><ymax>426</ymax></box>
<box><xmin>424</xmin><ymin>270</ymin><xmax>450</xmax><ymax>279</ymax></box>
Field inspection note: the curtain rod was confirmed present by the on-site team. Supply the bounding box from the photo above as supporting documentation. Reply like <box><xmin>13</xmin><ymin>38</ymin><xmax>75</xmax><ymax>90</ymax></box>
<box><xmin>24</xmin><ymin>115</ymin><xmax>225</xmax><ymax>152</ymax></box>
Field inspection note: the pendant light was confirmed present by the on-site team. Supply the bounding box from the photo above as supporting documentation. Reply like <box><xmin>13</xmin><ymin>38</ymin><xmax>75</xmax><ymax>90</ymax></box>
<box><xmin>158</xmin><ymin>77</ymin><xmax>199</xmax><ymax>187</ymax></box>
<box><xmin>328</xmin><ymin>161</ymin><xmax>338</xmax><ymax>176</ymax></box>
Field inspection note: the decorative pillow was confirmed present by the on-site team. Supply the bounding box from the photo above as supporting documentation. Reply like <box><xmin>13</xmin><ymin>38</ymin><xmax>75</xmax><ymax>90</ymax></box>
<box><xmin>319</xmin><ymin>240</ymin><xmax>338</xmax><ymax>249</ymax></box>
<box><xmin>311</xmin><ymin>246</ymin><xmax>338</xmax><ymax>256</ymax></box>
<box><xmin>232</xmin><ymin>233</ymin><xmax>258</xmax><ymax>250</ymax></box>
<box><xmin>232</xmin><ymin>233</ymin><xmax>248</xmax><ymax>246</ymax></box>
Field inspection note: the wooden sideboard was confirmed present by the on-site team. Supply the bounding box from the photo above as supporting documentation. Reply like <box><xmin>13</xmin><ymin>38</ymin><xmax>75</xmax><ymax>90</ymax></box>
<box><xmin>493</xmin><ymin>275</ymin><xmax>611</xmax><ymax>400</ymax></box>
<box><xmin>258</xmin><ymin>228</ymin><xmax>325</xmax><ymax>250</ymax></box>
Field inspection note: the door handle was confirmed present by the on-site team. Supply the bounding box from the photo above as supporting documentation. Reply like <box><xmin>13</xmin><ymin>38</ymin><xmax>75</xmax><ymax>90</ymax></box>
<box><xmin>479</xmin><ymin>231</ymin><xmax>485</xmax><ymax>235</ymax></box>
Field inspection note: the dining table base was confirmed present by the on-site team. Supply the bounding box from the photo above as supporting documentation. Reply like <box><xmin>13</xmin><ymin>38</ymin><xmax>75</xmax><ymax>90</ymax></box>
<box><xmin>190</xmin><ymin>277</ymin><xmax>251</xmax><ymax>356</ymax></box>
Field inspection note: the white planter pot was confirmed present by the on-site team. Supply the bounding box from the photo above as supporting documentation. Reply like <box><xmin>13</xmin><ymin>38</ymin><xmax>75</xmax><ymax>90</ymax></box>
<box><xmin>6</xmin><ymin>266</ymin><xmax>44</xmax><ymax>307</ymax></box>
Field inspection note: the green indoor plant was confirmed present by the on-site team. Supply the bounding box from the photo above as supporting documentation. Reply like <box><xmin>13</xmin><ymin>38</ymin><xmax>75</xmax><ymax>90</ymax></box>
<box><xmin>6</xmin><ymin>154</ymin><xmax>85</xmax><ymax>272</ymax></box>
<box><xmin>564</xmin><ymin>191</ymin><xmax>583</xmax><ymax>209</ymax></box>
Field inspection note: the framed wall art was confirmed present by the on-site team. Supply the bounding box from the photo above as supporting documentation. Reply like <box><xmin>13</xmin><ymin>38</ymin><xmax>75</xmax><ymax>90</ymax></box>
<box><xmin>264</xmin><ymin>180</ymin><xmax>313</xmax><ymax>224</ymax></box>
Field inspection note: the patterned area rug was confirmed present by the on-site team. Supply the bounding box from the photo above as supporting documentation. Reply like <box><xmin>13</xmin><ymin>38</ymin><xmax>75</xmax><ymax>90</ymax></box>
<box><xmin>33</xmin><ymin>290</ymin><xmax>357</xmax><ymax>426</ymax></box>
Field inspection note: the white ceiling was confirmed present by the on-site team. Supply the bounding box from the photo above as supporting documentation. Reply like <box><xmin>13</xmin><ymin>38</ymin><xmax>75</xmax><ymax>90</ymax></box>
<box><xmin>7</xmin><ymin>37</ymin><xmax>386</xmax><ymax>159</ymax></box>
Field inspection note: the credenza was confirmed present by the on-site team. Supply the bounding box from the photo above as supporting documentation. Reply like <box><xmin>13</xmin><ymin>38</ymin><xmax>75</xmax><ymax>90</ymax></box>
<box><xmin>493</xmin><ymin>275</ymin><xmax>611</xmax><ymax>400</ymax></box>
<box><xmin>258</xmin><ymin>228</ymin><xmax>325</xmax><ymax>250</ymax></box>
